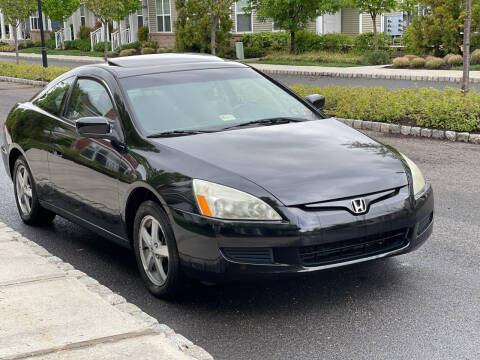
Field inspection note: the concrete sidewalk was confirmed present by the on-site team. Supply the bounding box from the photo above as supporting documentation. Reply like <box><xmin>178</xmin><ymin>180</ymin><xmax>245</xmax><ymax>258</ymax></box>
<box><xmin>0</xmin><ymin>52</ymin><xmax>103</xmax><ymax>64</ymax></box>
<box><xmin>0</xmin><ymin>222</ymin><xmax>212</xmax><ymax>360</ymax></box>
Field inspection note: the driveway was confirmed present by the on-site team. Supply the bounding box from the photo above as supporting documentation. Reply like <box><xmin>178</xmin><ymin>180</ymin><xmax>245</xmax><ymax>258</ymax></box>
<box><xmin>1</xmin><ymin>81</ymin><xmax>479</xmax><ymax>359</ymax></box>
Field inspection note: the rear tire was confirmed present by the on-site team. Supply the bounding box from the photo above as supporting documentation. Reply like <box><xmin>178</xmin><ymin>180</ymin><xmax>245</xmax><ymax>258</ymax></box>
<box><xmin>13</xmin><ymin>156</ymin><xmax>56</xmax><ymax>226</ymax></box>
<box><xmin>133</xmin><ymin>200</ymin><xmax>183</xmax><ymax>299</ymax></box>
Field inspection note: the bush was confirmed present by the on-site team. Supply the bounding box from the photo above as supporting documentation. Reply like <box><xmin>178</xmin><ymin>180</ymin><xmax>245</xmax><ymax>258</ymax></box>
<box><xmin>294</xmin><ymin>30</ymin><xmax>323</xmax><ymax>52</ymax></box>
<box><xmin>295</xmin><ymin>30</ymin><xmax>354</xmax><ymax>53</ymax></box>
<box><xmin>260</xmin><ymin>51</ymin><xmax>362</xmax><ymax>65</ymax></box>
<box><xmin>320</xmin><ymin>33</ymin><xmax>354</xmax><ymax>52</ymax></box>
<box><xmin>157</xmin><ymin>47</ymin><xmax>174</xmax><ymax>54</ymax></box>
<box><xmin>217</xmin><ymin>46</ymin><xmax>236</xmax><ymax>59</ymax></box>
<box><xmin>404</xmin><ymin>54</ymin><xmax>418</xmax><ymax>61</ymax></box>
<box><xmin>140</xmin><ymin>47</ymin><xmax>155</xmax><ymax>55</ymax></box>
<box><xmin>0</xmin><ymin>44</ymin><xmax>14</xmax><ymax>52</ymax></box>
<box><xmin>471</xmin><ymin>49</ymin><xmax>480</xmax><ymax>65</ymax></box>
<box><xmin>17</xmin><ymin>41</ymin><xmax>34</xmax><ymax>49</ymax></box>
<box><xmin>119</xmin><ymin>49</ymin><xmax>136</xmax><ymax>57</ymax></box>
<box><xmin>93</xmin><ymin>41</ymin><xmax>111</xmax><ymax>52</ymax></box>
<box><xmin>107</xmin><ymin>50</ymin><xmax>119</xmax><ymax>58</ymax></box>
<box><xmin>290</xmin><ymin>84</ymin><xmax>480</xmax><ymax>132</ymax></box>
<box><xmin>446</xmin><ymin>54</ymin><xmax>462</xmax><ymax>66</ymax></box>
<box><xmin>392</xmin><ymin>56</ymin><xmax>410</xmax><ymax>68</ymax></box>
<box><xmin>362</xmin><ymin>50</ymin><xmax>390</xmax><ymax>65</ymax></box>
<box><xmin>138</xmin><ymin>26</ymin><xmax>149</xmax><ymax>42</ymax></box>
<box><xmin>64</xmin><ymin>39</ymin><xmax>91</xmax><ymax>52</ymax></box>
<box><xmin>240</xmin><ymin>32</ymin><xmax>289</xmax><ymax>52</ymax></box>
<box><xmin>141</xmin><ymin>40</ymin><xmax>158</xmax><ymax>49</ymax></box>
<box><xmin>77</xmin><ymin>26</ymin><xmax>91</xmax><ymax>40</ymax></box>
<box><xmin>353</xmin><ymin>32</ymin><xmax>391</xmax><ymax>52</ymax></box>
<box><xmin>121</xmin><ymin>41</ymin><xmax>141</xmax><ymax>50</ymax></box>
<box><xmin>244</xmin><ymin>46</ymin><xmax>267</xmax><ymax>58</ymax></box>
<box><xmin>45</xmin><ymin>38</ymin><xmax>56</xmax><ymax>49</ymax></box>
<box><xmin>410</xmin><ymin>57</ymin><xmax>425</xmax><ymax>68</ymax></box>
<box><xmin>0</xmin><ymin>61</ymin><xmax>70</xmax><ymax>81</ymax></box>
<box><xmin>425</xmin><ymin>57</ymin><xmax>445</xmax><ymax>69</ymax></box>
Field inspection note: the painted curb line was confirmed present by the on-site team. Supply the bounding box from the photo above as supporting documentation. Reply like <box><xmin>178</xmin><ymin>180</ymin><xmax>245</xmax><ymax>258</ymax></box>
<box><xmin>0</xmin><ymin>222</ymin><xmax>213</xmax><ymax>360</ymax></box>
<box><xmin>0</xmin><ymin>75</ymin><xmax>47</xmax><ymax>86</ymax></box>
<box><xmin>336</xmin><ymin>117</ymin><xmax>480</xmax><ymax>145</ymax></box>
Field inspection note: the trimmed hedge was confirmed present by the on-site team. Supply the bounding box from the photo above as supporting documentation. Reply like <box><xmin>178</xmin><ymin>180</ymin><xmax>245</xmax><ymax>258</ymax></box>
<box><xmin>0</xmin><ymin>61</ymin><xmax>71</xmax><ymax>81</ymax></box>
<box><xmin>291</xmin><ymin>84</ymin><xmax>480</xmax><ymax>132</ymax></box>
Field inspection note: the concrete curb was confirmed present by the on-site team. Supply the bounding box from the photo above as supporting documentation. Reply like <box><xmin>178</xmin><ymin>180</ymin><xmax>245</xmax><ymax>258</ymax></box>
<box><xmin>336</xmin><ymin>117</ymin><xmax>480</xmax><ymax>145</ymax></box>
<box><xmin>0</xmin><ymin>222</ymin><xmax>213</xmax><ymax>360</ymax></box>
<box><xmin>0</xmin><ymin>75</ymin><xmax>47</xmax><ymax>86</ymax></box>
<box><xmin>0</xmin><ymin>51</ymin><xmax>103</xmax><ymax>63</ymax></box>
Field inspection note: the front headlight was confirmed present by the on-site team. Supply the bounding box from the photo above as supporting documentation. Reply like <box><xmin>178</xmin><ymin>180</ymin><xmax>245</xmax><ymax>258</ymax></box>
<box><xmin>193</xmin><ymin>179</ymin><xmax>282</xmax><ymax>220</ymax></box>
<box><xmin>401</xmin><ymin>154</ymin><xmax>426</xmax><ymax>195</ymax></box>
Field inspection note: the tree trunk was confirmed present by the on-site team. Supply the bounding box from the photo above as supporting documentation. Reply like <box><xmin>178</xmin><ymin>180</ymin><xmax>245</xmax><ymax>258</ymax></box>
<box><xmin>462</xmin><ymin>0</ymin><xmax>472</xmax><ymax>94</ymax></box>
<box><xmin>118</xmin><ymin>21</ymin><xmax>122</xmax><ymax>49</ymax></box>
<box><xmin>61</xmin><ymin>27</ymin><xmax>65</xmax><ymax>50</ymax></box>
<box><xmin>211</xmin><ymin>16</ymin><xmax>218</xmax><ymax>55</ymax></box>
<box><xmin>290</xmin><ymin>31</ymin><xmax>295</xmax><ymax>54</ymax></box>
<box><xmin>13</xmin><ymin>23</ymin><xmax>19</xmax><ymax>64</ymax></box>
<box><xmin>104</xmin><ymin>21</ymin><xmax>108</xmax><ymax>61</ymax></box>
<box><xmin>22</xmin><ymin>21</ymin><xmax>27</xmax><ymax>47</ymax></box>
<box><xmin>372</xmin><ymin>13</ymin><xmax>378</xmax><ymax>51</ymax></box>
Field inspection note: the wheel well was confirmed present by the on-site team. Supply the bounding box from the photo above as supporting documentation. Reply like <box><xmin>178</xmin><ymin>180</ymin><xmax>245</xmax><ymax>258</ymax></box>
<box><xmin>8</xmin><ymin>148</ymin><xmax>22</xmax><ymax>177</ymax></box>
<box><xmin>125</xmin><ymin>187</ymin><xmax>162</xmax><ymax>243</ymax></box>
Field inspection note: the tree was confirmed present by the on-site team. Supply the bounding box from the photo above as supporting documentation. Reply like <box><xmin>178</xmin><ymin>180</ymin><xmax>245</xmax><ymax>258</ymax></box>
<box><xmin>249</xmin><ymin>0</ymin><xmax>346</xmax><ymax>54</ymax></box>
<box><xmin>0</xmin><ymin>0</ymin><xmax>35</xmax><ymax>64</ymax></box>
<box><xmin>111</xmin><ymin>0</ymin><xmax>142</xmax><ymax>48</ymax></box>
<box><xmin>85</xmin><ymin>0</ymin><xmax>140</xmax><ymax>60</ymax></box>
<box><xmin>42</xmin><ymin>0</ymin><xmax>81</xmax><ymax>50</ymax></box>
<box><xmin>462</xmin><ymin>0</ymin><xmax>472</xmax><ymax>93</ymax></box>
<box><xmin>175</xmin><ymin>0</ymin><xmax>233</xmax><ymax>55</ymax></box>
<box><xmin>353</xmin><ymin>0</ymin><xmax>397</xmax><ymax>50</ymax></box>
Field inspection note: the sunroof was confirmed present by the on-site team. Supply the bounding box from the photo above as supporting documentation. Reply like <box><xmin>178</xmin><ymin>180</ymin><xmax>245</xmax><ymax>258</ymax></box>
<box><xmin>107</xmin><ymin>53</ymin><xmax>225</xmax><ymax>68</ymax></box>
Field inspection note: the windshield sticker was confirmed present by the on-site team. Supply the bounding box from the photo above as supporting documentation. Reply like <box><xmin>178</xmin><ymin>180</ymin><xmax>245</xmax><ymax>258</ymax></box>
<box><xmin>220</xmin><ymin>114</ymin><xmax>236</xmax><ymax>122</ymax></box>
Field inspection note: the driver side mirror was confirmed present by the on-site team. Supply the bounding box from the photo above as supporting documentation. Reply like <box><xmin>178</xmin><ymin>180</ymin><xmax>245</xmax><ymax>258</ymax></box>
<box><xmin>305</xmin><ymin>94</ymin><xmax>325</xmax><ymax>110</ymax></box>
<box><xmin>75</xmin><ymin>117</ymin><xmax>111</xmax><ymax>138</ymax></box>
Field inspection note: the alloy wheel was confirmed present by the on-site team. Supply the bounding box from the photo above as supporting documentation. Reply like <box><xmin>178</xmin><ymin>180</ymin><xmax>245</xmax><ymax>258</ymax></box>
<box><xmin>15</xmin><ymin>164</ymin><xmax>33</xmax><ymax>216</ymax></box>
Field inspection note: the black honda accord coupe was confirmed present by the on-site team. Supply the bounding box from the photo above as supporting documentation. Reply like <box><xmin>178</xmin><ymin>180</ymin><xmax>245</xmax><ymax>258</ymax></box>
<box><xmin>1</xmin><ymin>54</ymin><xmax>433</xmax><ymax>297</ymax></box>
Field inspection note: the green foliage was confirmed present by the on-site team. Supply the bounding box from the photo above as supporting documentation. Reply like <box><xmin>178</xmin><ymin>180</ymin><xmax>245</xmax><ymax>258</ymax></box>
<box><xmin>45</xmin><ymin>38</ymin><xmax>57</xmax><ymax>49</ymax></box>
<box><xmin>354</xmin><ymin>32</ymin><xmax>391</xmax><ymax>52</ymax></box>
<box><xmin>175</xmin><ymin>0</ymin><xmax>233</xmax><ymax>54</ymax></box>
<box><xmin>294</xmin><ymin>30</ymin><xmax>354</xmax><ymax>53</ymax></box>
<box><xmin>64</xmin><ymin>39</ymin><xmax>91</xmax><ymax>52</ymax></box>
<box><xmin>393</xmin><ymin>56</ymin><xmax>410</xmax><ymax>68</ymax></box>
<box><xmin>240</xmin><ymin>32</ymin><xmax>289</xmax><ymax>51</ymax></box>
<box><xmin>217</xmin><ymin>46</ymin><xmax>236</xmax><ymax>59</ymax></box>
<box><xmin>77</xmin><ymin>25</ymin><xmax>92</xmax><ymax>40</ymax></box>
<box><xmin>0</xmin><ymin>44</ymin><xmax>15</xmax><ymax>52</ymax></box>
<box><xmin>291</xmin><ymin>84</ymin><xmax>480</xmax><ymax>132</ymax></box>
<box><xmin>362</xmin><ymin>50</ymin><xmax>390</xmax><ymax>65</ymax></box>
<box><xmin>141</xmin><ymin>40</ymin><xmax>158</xmax><ymax>49</ymax></box>
<box><xmin>140</xmin><ymin>47</ymin><xmax>155</xmax><ymax>55</ymax></box>
<box><xmin>410</xmin><ymin>57</ymin><xmax>426</xmax><ymax>68</ymax></box>
<box><xmin>471</xmin><ymin>49</ymin><xmax>480</xmax><ymax>64</ymax></box>
<box><xmin>157</xmin><ymin>47</ymin><xmax>175</xmax><ymax>53</ymax></box>
<box><xmin>107</xmin><ymin>50</ymin><xmax>119</xmax><ymax>58</ymax></box>
<box><xmin>122</xmin><ymin>41</ymin><xmax>141</xmax><ymax>50</ymax></box>
<box><xmin>445</xmin><ymin>54</ymin><xmax>463</xmax><ymax>65</ymax></box>
<box><xmin>424</xmin><ymin>56</ymin><xmax>445</xmax><ymax>69</ymax></box>
<box><xmin>138</xmin><ymin>26</ymin><xmax>149</xmax><ymax>42</ymax></box>
<box><xmin>119</xmin><ymin>48</ymin><xmax>136</xmax><ymax>57</ymax></box>
<box><xmin>244</xmin><ymin>46</ymin><xmax>267</xmax><ymax>58</ymax></box>
<box><xmin>0</xmin><ymin>61</ymin><xmax>70</xmax><ymax>81</ymax></box>
<box><xmin>93</xmin><ymin>41</ymin><xmax>111</xmax><ymax>52</ymax></box>
<box><xmin>42</xmin><ymin>0</ymin><xmax>80</xmax><ymax>23</ymax></box>
<box><xmin>258</xmin><ymin>51</ymin><xmax>363</xmax><ymax>66</ymax></box>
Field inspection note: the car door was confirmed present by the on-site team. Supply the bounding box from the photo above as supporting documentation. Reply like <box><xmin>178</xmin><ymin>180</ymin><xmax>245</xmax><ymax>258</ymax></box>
<box><xmin>48</xmin><ymin>76</ymin><xmax>126</xmax><ymax>236</ymax></box>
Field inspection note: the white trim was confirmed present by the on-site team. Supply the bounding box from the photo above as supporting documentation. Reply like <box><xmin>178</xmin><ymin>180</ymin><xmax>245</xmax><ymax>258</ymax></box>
<box><xmin>380</xmin><ymin>14</ymin><xmax>385</xmax><ymax>32</ymax></box>
<box><xmin>234</xmin><ymin>1</ymin><xmax>253</xmax><ymax>34</ymax></box>
<box><xmin>359</xmin><ymin>13</ymin><xmax>363</xmax><ymax>34</ymax></box>
<box><xmin>155</xmin><ymin>0</ymin><xmax>173</xmax><ymax>33</ymax></box>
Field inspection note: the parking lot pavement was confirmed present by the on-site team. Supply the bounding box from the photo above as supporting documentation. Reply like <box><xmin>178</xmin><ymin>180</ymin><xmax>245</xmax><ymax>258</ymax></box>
<box><xmin>1</xmin><ymin>81</ymin><xmax>480</xmax><ymax>359</ymax></box>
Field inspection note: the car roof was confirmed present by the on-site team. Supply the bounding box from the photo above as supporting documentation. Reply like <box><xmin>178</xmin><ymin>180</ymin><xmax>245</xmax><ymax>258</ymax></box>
<box><xmin>87</xmin><ymin>53</ymin><xmax>249</xmax><ymax>79</ymax></box>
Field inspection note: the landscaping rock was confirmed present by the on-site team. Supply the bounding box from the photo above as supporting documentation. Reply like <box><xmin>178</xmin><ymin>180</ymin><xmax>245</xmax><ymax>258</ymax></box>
<box><xmin>421</xmin><ymin>128</ymin><xmax>432</xmax><ymax>138</ymax></box>
<box><xmin>390</xmin><ymin>124</ymin><xmax>401</xmax><ymax>134</ymax></box>
<box><xmin>469</xmin><ymin>134</ymin><xmax>480</xmax><ymax>144</ymax></box>
<box><xmin>457</xmin><ymin>132</ymin><xmax>470</xmax><ymax>142</ymax></box>
<box><xmin>362</xmin><ymin>121</ymin><xmax>373</xmax><ymax>130</ymax></box>
<box><xmin>343</xmin><ymin>119</ymin><xmax>353</xmax><ymax>127</ymax></box>
<box><xmin>400</xmin><ymin>126</ymin><xmax>412</xmax><ymax>136</ymax></box>
<box><xmin>353</xmin><ymin>120</ymin><xmax>363</xmax><ymax>129</ymax></box>
<box><xmin>445</xmin><ymin>131</ymin><xmax>456</xmax><ymax>141</ymax></box>
<box><xmin>380</xmin><ymin>123</ymin><xmax>391</xmax><ymax>133</ymax></box>
<box><xmin>432</xmin><ymin>130</ymin><xmax>445</xmax><ymax>140</ymax></box>
<box><xmin>371</xmin><ymin>122</ymin><xmax>381</xmax><ymax>132</ymax></box>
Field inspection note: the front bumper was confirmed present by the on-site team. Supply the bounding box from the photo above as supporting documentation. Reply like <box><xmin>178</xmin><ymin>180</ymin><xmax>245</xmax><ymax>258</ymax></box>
<box><xmin>170</xmin><ymin>184</ymin><xmax>434</xmax><ymax>282</ymax></box>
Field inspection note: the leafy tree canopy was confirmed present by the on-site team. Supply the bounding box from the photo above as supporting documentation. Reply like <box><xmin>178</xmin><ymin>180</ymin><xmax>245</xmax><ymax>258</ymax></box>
<box><xmin>42</xmin><ymin>0</ymin><xmax>81</xmax><ymax>23</ymax></box>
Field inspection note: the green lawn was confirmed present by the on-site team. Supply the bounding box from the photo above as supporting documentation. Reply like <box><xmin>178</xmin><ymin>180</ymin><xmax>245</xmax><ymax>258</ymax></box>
<box><xmin>19</xmin><ymin>47</ymin><xmax>104</xmax><ymax>57</ymax></box>
<box><xmin>452</xmin><ymin>65</ymin><xmax>480</xmax><ymax>71</ymax></box>
<box><xmin>245</xmin><ymin>51</ymin><xmax>364</xmax><ymax>67</ymax></box>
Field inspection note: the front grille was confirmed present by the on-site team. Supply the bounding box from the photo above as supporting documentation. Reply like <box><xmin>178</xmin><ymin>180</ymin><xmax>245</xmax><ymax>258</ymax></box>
<box><xmin>417</xmin><ymin>212</ymin><xmax>433</xmax><ymax>235</ymax></box>
<box><xmin>299</xmin><ymin>229</ymin><xmax>408</xmax><ymax>267</ymax></box>
<box><xmin>222</xmin><ymin>247</ymin><xmax>274</xmax><ymax>264</ymax></box>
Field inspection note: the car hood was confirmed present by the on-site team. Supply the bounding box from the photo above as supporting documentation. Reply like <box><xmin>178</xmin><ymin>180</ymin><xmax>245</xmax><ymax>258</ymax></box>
<box><xmin>155</xmin><ymin>118</ymin><xmax>408</xmax><ymax>206</ymax></box>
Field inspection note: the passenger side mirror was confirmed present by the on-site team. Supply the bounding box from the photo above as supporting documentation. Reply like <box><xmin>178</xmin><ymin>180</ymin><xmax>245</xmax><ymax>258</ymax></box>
<box><xmin>75</xmin><ymin>117</ymin><xmax>111</xmax><ymax>138</ymax></box>
<box><xmin>305</xmin><ymin>94</ymin><xmax>325</xmax><ymax>110</ymax></box>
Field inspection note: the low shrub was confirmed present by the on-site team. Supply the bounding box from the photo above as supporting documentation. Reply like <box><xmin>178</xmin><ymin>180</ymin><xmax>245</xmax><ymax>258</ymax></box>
<box><xmin>64</xmin><ymin>39</ymin><xmax>91</xmax><ymax>52</ymax></box>
<box><xmin>0</xmin><ymin>44</ymin><xmax>14</xmax><ymax>52</ymax></box>
<box><xmin>107</xmin><ymin>50</ymin><xmax>119</xmax><ymax>58</ymax></box>
<box><xmin>119</xmin><ymin>48</ymin><xmax>136</xmax><ymax>57</ymax></box>
<box><xmin>157</xmin><ymin>47</ymin><xmax>174</xmax><ymax>54</ymax></box>
<box><xmin>290</xmin><ymin>84</ymin><xmax>480</xmax><ymax>132</ymax></box>
<box><xmin>425</xmin><ymin>57</ymin><xmax>444</xmax><ymax>69</ymax></box>
<box><xmin>392</xmin><ymin>56</ymin><xmax>410</xmax><ymax>68</ymax></box>
<box><xmin>410</xmin><ymin>57</ymin><xmax>425</xmax><ymax>68</ymax></box>
<box><xmin>294</xmin><ymin>30</ymin><xmax>323</xmax><ymax>53</ymax></box>
<box><xmin>295</xmin><ymin>30</ymin><xmax>354</xmax><ymax>53</ymax></box>
<box><xmin>141</xmin><ymin>40</ymin><xmax>158</xmax><ymax>49</ymax></box>
<box><xmin>260</xmin><ymin>50</ymin><xmax>362</xmax><ymax>65</ymax></box>
<box><xmin>471</xmin><ymin>49</ymin><xmax>480</xmax><ymax>65</ymax></box>
<box><xmin>17</xmin><ymin>41</ymin><xmax>34</xmax><ymax>49</ymax></box>
<box><xmin>33</xmin><ymin>41</ymin><xmax>42</xmax><ymax>47</ymax></box>
<box><xmin>121</xmin><ymin>41</ymin><xmax>141</xmax><ymax>50</ymax></box>
<box><xmin>45</xmin><ymin>38</ymin><xmax>56</xmax><ymax>49</ymax></box>
<box><xmin>93</xmin><ymin>41</ymin><xmax>111</xmax><ymax>52</ymax></box>
<box><xmin>140</xmin><ymin>47</ymin><xmax>155</xmax><ymax>55</ymax></box>
<box><xmin>446</xmin><ymin>54</ymin><xmax>462</xmax><ymax>66</ymax></box>
<box><xmin>217</xmin><ymin>46</ymin><xmax>236</xmax><ymax>59</ymax></box>
<box><xmin>321</xmin><ymin>33</ymin><xmax>354</xmax><ymax>52</ymax></box>
<box><xmin>244</xmin><ymin>46</ymin><xmax>267</xmax><ymax>58</ymax></box>
<box><xmin>138</xmin><ymin>26</ymin><xmax>149</xmax><ymax>42</ymax></box>
<box><xmin>404</xmin><ymin>54</ymin><xmax>418</xmax><ymax>61</ymax></box>
<box><xmin>0</xmin><ymin>61</ymin><xmax>70</xmax><ymax>81</ymax></box>
<box><xmin>240</xmin><ymin>32</ymin><xmax>289</xmax><ymax>52</ymax></box>
<box><xmin>362</xmin><ymin>50</ymin><xmax>390</xmax><ymax>65</ymax></box>
<box><xmin>77</xmin><ymin>25</ymin><xmax>91</xmax><ymax>40</ymax></box>
<box><xmin>353</xmin><ymin>32</ymin><xmax>391</xmax><ymax>52</ymax></box>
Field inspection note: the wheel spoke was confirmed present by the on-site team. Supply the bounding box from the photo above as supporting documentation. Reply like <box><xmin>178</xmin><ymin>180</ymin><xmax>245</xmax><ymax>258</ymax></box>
<box><xmin>24</xmin><ymin>187</ymin><xmax>32</xmax><ymax>198</ymax></box>
<box><xmin>155</xmin><ymin>256</ymin><xmax>167</xmax><ymax>281</ymax></box>
<box><xmin>151</xmin><ymin>220</ymin><xmax>159</xmax><ymax>243</ymax></box>
<box><xmin>153</xmin><ymin>244</ymin><xmax>169</xmax><ymax>258</ymax></box>
<box><xmin>141</xmin><ymin>228</ymin><xmax>152</xmax><ymax>248</ymax></box>
<box><xmin>23</xmin><ymin>195</ymin><xmax>31</xmax><ymax>213</ymax></box>
<box><xmin>22</xmin><ymin>169</ymin><xmax>28</xmax><ymax>187</ymax></box>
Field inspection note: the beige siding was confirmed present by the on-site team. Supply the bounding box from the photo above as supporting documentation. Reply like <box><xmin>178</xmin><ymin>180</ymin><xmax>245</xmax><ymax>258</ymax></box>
<box><xmin>147</xmin><ymin>0</ymin><xmax>157</xmax><ymax>32</ymax></box>
<box><xmin>341</xmin><ymin>8</ymin><xmax>359</xmax><ymax>36</ymax></box>
<box><xmin>253</xmin><ymin>11</ymin><xmax>273</xmax><ymax>32</ymax></box>
<box><xmin>361</xmin><ymin>13</ymin><xmax>380</xmax><ymax>33</ymax></box>
<box><xmin>306</xmin><ymin>20</ymin><xmax>316</xmax><ymax>33</ymax></box>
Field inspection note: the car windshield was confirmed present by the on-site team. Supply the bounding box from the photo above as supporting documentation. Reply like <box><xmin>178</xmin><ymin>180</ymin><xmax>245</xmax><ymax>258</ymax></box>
<box><xmin>120</xmin><ymin>67</ymin><xmax>320</xmax><ymax>135</ymax></box>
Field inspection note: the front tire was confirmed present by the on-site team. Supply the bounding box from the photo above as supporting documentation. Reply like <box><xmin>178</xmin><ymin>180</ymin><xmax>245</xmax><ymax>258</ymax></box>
<box><xmin>133</xmin><ymin>200</ymin><xmax>183</xmax><ymax>298</ymax></box>
<box><xmin>13</xmin><ymin>156</ymin><xmax>56</xmax><ymax>226</ymax></box>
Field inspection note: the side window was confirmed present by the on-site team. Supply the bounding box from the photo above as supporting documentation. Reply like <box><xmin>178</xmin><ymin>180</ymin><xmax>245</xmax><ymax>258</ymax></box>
<box><xmin>33</xmin><ymin>77</ymin><xmax>74</xmax><ymax>116</ymax></box>
<box><xmin>65</xmin><ymin>79</ymin><xmax>118</xmax><ymax>121</ymax></box>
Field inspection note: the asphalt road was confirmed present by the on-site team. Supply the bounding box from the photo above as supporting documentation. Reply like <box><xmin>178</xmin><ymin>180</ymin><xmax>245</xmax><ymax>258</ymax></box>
<box><xmin>1</xmin><ymin>82</ymin><xmax>480</xmax><ymax>360</ymax></box>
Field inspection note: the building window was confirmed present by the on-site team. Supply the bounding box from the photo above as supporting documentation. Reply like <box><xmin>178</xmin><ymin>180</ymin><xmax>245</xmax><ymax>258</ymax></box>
<box><xmin>30</xmin><ymin>12</ymin><xmax>39</xmax><ymax>30</ymax></box>
<box><xmin>272</xmin><ymin>21</ymin><xmax>281</xmax><ymax>32</ymax></box>
<box><xmin>80</xmin><ymin>4</ymin><xmax>86</xmax><ymax>26</ymax></box>
<box><xmin>156</xmin><ymin>0</ymin><xmax>171</xmax><ymax>32</ymax></box>
<box><xmin>235</xmin><ymin>0</ymin><xmax>252</xmax><ymax>33</ymax></box>
<box><xmin>137</xmin><ymin>1</ymin><xmax>144</xmax><ymax>28</ymax></box>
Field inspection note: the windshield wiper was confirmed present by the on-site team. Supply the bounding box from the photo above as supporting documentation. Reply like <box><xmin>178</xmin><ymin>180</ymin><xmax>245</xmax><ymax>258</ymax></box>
<box><xmin>147</xmin><ymin>130</ymin><xmax>215</xmax><ymax>138</ymax></box>
<box><xmin>221</xmin><ymin>117</ymin><xmax>307</xmax><ymax>131</ymax></box>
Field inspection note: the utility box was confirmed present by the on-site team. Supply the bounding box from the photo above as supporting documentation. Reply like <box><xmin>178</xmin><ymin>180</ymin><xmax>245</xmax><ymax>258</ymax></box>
<box><xmin>235</xmin><ymin>42</ymin><xmax>244</xmax><ymax>60</ymax></box>
<box><xmin>384</xmin><ymin>15</ymin><xmax>404</xmax><ymax>37</ymax></box>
